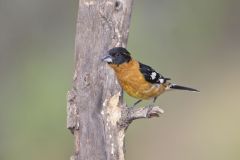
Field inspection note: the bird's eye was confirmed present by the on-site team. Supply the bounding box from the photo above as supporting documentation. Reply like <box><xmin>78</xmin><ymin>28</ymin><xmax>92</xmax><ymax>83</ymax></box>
<box><xmin>112</xmin><ymin>52</ymin><xmax>117</xmax><ymax>56</ymax></box>
<box><xmin>114</xmin><ymin>53</ymin><xmax>120</xmax><ymax>57</ymax></box>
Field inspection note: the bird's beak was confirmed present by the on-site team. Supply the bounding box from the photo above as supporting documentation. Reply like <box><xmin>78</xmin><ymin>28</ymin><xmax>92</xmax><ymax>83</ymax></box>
<box><xmin>101</xmin><ymin>54</ymin><xmax>113</xmax><ymax>63</ymax></box>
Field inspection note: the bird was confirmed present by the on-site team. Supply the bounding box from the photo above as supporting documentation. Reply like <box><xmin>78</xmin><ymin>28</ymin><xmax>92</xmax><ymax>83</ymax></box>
<box><xmin>102</xmin><ymin>47</ymin><xmax>199</xmax><ymax>107</ymax></box>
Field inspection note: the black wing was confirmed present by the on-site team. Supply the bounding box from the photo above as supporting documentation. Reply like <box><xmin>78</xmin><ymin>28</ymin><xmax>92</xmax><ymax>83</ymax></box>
<box><xmin>139</xmin><ymin>62</ymin><xmax>170</xmax><ymax>84</ymax></box>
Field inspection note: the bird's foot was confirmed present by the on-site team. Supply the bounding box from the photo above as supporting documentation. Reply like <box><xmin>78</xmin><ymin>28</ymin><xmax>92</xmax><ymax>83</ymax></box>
<box><xmin>146</xmin><ymin>104</ymin><xmax>154</xmax><ymax>118</ymax></box>
<box><xmin>126</xmin><ymin>104</ymin><xmax>164</xmax><ymax>122</ymax></box>
<box><xmin>146</xmin><ymin>104</ymin><xmax>163</xmax><ymax>118</ymax></box>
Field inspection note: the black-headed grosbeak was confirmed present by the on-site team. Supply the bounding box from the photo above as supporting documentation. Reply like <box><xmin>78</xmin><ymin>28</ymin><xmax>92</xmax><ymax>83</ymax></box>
<box><xmin>102</xmin><ymin>47</ymin><xmax>199</xmax><ymax>107</ymax></box>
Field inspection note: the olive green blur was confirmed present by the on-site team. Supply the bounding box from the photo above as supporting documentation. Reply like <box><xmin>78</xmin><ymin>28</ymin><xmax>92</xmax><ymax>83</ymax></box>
<box><xmin>0</xmin><ymin>0</ymin><xmax>239</xmax><ymax>160</ymax></box>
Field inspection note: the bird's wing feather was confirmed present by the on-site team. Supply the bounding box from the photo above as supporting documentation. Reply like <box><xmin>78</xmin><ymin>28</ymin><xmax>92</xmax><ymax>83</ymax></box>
<box><xmin>139</xmin><ymin>62</ymin><xmax>168</xmax><ymax>84</ymax></box>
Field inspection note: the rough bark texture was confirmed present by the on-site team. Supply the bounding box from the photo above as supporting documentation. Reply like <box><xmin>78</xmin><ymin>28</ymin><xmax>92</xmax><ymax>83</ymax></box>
<box><xmin>67</xmin><ymin>1</ymin><xmax>163</xmax><ymax>160</ymax></box>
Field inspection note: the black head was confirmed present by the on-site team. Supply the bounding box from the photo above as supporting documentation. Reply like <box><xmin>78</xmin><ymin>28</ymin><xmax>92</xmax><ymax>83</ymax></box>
<box><xmin>102</xmin><ymin>47</ymin><xmax>132</xmax><ymax>65</ymax></box>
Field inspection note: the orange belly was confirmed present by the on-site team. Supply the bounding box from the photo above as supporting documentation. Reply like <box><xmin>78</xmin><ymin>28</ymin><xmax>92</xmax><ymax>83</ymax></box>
<box><xmin>110</xmin><ymin>60</ymin><xmax>166</xmax><ymax>100</ymax></box>
<box><xmin>118</xmin><ymin>76</ymin><xmax>166</xmax><ymax>99</ymax></box>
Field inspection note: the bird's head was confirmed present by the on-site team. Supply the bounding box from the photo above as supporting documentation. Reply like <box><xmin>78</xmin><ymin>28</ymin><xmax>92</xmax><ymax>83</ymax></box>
<box><xmin>102</xmin><ymin>47</ymin><xmax>132</xmax><ymax>65</ymax></box>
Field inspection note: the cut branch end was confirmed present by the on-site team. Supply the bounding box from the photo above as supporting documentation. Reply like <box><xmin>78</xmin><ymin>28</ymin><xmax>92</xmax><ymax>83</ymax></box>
<box><xmin>128</xmin><ymin>105</ymin><xmax>164</xmax><ymax>121</ymax></box>
<box><xmin>118</xmin><ymin>104</ymin><xmax>164</xmax><ymax>129</ymax></box>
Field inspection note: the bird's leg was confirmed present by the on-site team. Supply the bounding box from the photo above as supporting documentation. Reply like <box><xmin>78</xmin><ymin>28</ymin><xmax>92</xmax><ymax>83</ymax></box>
<box><xmin>153</xmin><ymin>96</ymin><xmax>157</xmax><ymax>103</ymax></box>
<box><xmin>131</xmin><ymin>99</ymin><xmax>142</xmax><ymax>108</ymax></box>
<box><xmin>128</xmin><ymin>97</ymin><xmax>163</xmax><ymax>119</ymax></box>
<box><xmin>147</xmin><ymin>97</ymin><xmax>158</xmax><ymax>116</ymax></box>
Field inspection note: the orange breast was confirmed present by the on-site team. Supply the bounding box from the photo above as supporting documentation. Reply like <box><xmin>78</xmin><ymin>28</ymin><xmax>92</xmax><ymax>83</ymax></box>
<box><xmin>109</xmin><ymin>60</ymin><xmax>166</xmax><ymax>100</ymax></box>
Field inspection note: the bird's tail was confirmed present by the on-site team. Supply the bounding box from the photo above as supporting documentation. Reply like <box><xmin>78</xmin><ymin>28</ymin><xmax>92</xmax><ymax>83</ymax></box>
<box><xmin>168</xmin><ymin>83</ymin><xmax>199</xmax><ymax>92</ymax></box>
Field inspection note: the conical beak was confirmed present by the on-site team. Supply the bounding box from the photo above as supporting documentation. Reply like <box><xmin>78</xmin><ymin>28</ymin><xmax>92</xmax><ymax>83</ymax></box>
<box><xmin>101</xmin><ymin>54</ymin><xmax>113</xmax><ymax>63</ymax></box>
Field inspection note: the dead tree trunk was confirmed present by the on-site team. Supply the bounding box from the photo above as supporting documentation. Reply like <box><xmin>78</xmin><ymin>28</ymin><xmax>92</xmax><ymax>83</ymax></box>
<box><xmin>67</xmin><ymin>1</ymin><xmax>163</xmax><ymax>160</ymax></box>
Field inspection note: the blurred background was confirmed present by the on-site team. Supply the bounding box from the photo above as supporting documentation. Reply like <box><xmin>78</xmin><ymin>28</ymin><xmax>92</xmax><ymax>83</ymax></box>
<box><xmin>0</xmin><ymin>0</ymin><xmax>239</xmax><ymax>160</ymax></box>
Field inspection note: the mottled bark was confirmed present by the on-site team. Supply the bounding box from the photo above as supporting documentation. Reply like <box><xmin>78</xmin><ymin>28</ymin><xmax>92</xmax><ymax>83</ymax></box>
<box><xmin>67</xmin><ymin>1</ymin><xmax>163</xmax><ymax>160</ymax></box>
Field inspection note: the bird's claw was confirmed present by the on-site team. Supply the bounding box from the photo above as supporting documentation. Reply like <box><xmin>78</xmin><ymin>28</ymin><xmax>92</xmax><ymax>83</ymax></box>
<box><xmin>146</xmin><ymin>105</ymin><xmax>164</xmax><ymax>118</ymax></box>
<box><xmin>146</xmin><ymin>104</ymin><xmax>153</xmax><ymax>118</ymax></box>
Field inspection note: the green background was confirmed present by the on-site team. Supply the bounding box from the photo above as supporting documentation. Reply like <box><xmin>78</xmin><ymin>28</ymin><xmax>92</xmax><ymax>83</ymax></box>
<box><xmin>1</xmin><ymin>0</ymin><xmax>240</xmax><ymax>160</ymax></box>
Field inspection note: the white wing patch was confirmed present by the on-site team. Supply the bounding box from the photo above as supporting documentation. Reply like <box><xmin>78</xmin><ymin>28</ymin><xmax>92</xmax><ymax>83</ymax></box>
<box><xmin>159</xmin><ymin>78</ymin><xmax>165</xmax><ymax>84</ymax></box>
<box><xmin>150</xmin><ymin>72</ymin><xmax>157</xmax><ymax>80</ymax></box>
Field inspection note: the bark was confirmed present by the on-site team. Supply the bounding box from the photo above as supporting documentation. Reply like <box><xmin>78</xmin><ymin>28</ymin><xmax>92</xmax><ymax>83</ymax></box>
<box><xmin>67</xmin><ymin>1</ymin><xmax>163</xmax><ymax>160</ymax></box>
